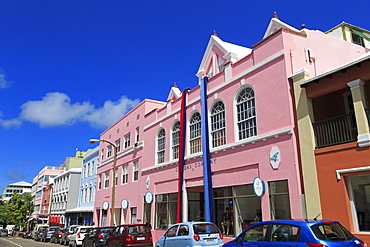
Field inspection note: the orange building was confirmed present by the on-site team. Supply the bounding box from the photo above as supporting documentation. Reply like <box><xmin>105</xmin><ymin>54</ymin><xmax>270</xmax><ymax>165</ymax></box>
<box><xmin>293</xmin><ymin>52</ymin><xmax>370</xmax><ymax>244</ymax></box>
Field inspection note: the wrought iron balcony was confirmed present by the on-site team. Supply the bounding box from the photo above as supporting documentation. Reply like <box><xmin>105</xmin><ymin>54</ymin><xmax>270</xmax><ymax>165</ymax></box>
<box><xmin>312</xmin><ymin>113</ymin><xmax>357</xmax><ymax>148</ymax></box>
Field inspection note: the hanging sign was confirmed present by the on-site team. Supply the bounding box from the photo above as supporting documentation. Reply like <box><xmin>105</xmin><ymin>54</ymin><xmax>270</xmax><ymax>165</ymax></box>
<box><xmin>253</xmin><ymin>177</ymin><xmax>265</xmax><ymax>197</ymax></box>
<box><xmin>121</xmin><ymin>199</ymin><xmax>129</xmax><ymax>210</ymax></box>
<box><xmin>144</xmin><ymin>191</ymin><xmax>153</xmax><ymax>204</ymax></box>
<box><xmin>102</xmin><ymin>201</ymin><xmax>109</xmax><ymax>210</ymax></box>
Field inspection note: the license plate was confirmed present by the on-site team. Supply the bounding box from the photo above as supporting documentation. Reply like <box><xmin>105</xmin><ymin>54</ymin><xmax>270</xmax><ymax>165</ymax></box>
<box><xmin>137</xmin><ymin>237</ymin><xmax>145</xmax><ymax>241</ymax></box>
<box><xmin>205</xmin><ymin>238</ymin><xmax>215</xmax><ymax>242</ymax></box>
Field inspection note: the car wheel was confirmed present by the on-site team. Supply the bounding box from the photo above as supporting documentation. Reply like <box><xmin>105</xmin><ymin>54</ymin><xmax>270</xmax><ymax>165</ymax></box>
<box><xmin>92</xmin><ymin>242</ymin><xmax>96</xmax><ymax>247</ymax></box>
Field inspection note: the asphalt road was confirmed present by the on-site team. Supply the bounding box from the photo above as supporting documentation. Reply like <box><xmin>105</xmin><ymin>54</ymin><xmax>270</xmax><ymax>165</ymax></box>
<box><xmin>0</xmin><ymin>236</ymin><xmax>59</xmax><ymax>247</ymax></box>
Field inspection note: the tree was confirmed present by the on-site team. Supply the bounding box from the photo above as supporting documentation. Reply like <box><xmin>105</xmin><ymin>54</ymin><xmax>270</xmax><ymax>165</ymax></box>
<box><xmin>4</xmin><ymin>193</ymin><xmax>34</xmax><ymax>228</ymax></box>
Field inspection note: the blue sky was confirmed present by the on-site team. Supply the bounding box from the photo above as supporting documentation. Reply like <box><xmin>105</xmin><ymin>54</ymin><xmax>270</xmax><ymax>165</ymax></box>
<box><xmin>1</xmin><ymin>0</ymin><xmax>370</xmax><ymax>192</ymax></box>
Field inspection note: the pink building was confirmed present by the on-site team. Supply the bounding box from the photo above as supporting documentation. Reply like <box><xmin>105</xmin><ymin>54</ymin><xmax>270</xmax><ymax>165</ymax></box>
<box><xmin>93</xmin><ymin>15</ymin><xmax>368</xmax><ymax>240</ymax></box>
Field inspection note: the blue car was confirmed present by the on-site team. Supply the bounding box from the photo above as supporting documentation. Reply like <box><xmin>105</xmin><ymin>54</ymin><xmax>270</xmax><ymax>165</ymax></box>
<box><xmin>155</xmin><ymin>221</ymin><xmax>224</xmax><ymax>247</ymax></box>
<box><xmin>223</xmin><ymin>219</ymin><xmax>366</xmax><ymax>247</ymax></box>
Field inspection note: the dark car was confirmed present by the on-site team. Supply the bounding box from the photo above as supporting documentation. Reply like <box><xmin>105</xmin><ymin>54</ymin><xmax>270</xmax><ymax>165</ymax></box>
<box><xmin>33</xmin><ymin>228</ymin><xmax>47</xmax><ymax>241</ymax></box>
<box><xmin>40</xmin><ymin>226</ymin><xmax>60</xmax><ymax>242</ymax></box>
<box><xmin>22</xmin><ymin>232</ymin><xmax>32</xmax><ymax>239</ymax></box>
<box><xmin>50</xmin><ymin>227</ymin><xmax>64</xmax><ymax>244</ymax></box>
<box><xmin>106</xmin><ymin>224</ymin><xmax>152</xmax><ymax>247</ymax></box>
<box><xmin>82</xmin><ymin>227</ymin><xmax>115</xmax><ymax>247</ymax></box>
<box><xmin>222</xmin><ymin>219</ymin><xmax>366</xmax><ymax>247</ymax></box>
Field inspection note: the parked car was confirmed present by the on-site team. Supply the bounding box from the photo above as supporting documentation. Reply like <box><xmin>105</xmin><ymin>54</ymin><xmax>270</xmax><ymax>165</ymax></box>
<box><xmin>31</xmin><ymin>224</ymin><xmax>49</xmax><ymax>239</ymax></box>
<box><xmin>155</xmin><ymin>221</ymin><xmax>223</xmax><ymax>247</ymax></box>
<box><xmin>69</xmin><ymin>226</ymin><xmax>95</xmax><ymax>247</ymax></box>
<box><xmin>22</xmin><ymin>231</ymin><xmax>32</xmax><ymax>239</ymax></box>
<box><xmin>0</xmin><ymin>229</ymin><xmax>8</xmax><ymax>237</ymax></box>
<box><xmin>40</xmin><ymin>226</ymin><xmax>60</xmax><ymax>242</ymax></box>
<box><xmin>33</xmin><ymin>228</ymin><xmax>47</xmax><ymax>241</ymax></box>
<box><xmin>106</xmin><ymin>224</ymin><xmax>152</xmax><ymax>247</ymax></box>
<box><xmin>61</xmin><ymin>225</ymin><xmax>80</xmax><ymax>246</ymax></box>
<box><xmin>82</xmin><ymin>227</ymin><xmax>115</xmax><ymax>247</ymax></box>
<box><xmin>50</xmin><ymin>227</ymin><xmax>64</xmax><ymax>244</ymax></box>
<box><xmin>222</xmin><ymin>219</ymin><xmax>366</xmax><ymax>247</ymax></box>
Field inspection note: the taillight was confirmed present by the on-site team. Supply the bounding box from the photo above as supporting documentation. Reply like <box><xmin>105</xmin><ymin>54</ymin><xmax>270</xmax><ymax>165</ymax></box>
<box><xmin>126</xmin><ymin>236</ymin><xmax>132</xmax><ymax>243</ymax></box>
<box><xmin>97</xmin><ymin>234</ymin><xmax>105</xmax><ymax>239</ymax></box>
<box><xmin>193</xmin><ymin>234</ymin><xmax>200</xmax><ymax>241</ymax></box>
<box><xmin>359</xmin><ymin>239</ymin><xmax>367</xmax><ymax>247</ymax></box>
<box><xmin>77</xmin><ymin>232</ymin><xmax>81</xmax><ymax>238</ymax></box>
<box><xmin>67</xmin><ymin>232</ymin><xmax>70</xmax><ymax>236</ymax></box>
<box><xmin>306</xmin><ymin>243</ymin><xmax>328</xmax><ymax>247</ymax></box>
<box><xmin>219</xmin><ymin>233</ymin><xmax>224</xmax><ymax>239</ymax></box>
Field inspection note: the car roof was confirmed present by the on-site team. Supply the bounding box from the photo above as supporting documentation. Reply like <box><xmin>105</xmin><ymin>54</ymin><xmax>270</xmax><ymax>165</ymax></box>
<box><xmin>115</xmin><ymin>224</ymin><xmax>146</xmax><ymax>227</ymax></box>
<box><xmin>250</xmin><ymin>219</ymin><xmax>341</xmax><ymax>226</ymax></box>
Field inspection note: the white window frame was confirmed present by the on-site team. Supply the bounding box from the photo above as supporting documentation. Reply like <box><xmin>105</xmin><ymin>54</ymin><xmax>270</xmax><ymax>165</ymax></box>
<box><xmin>210</xmin><ymin>100</ymin><xmax>226</xmax><ymax>148</ymax></box>
<box><xmin>189</xmin><ymin>112</ymin><xmax>202</xmax><ymax>154</ymax></box>
<box><xmin>157</xmin><ymin>128</ymin><xmax>166</xmax><ymax>164</ymax></box>
<box><xmin>235</xmin><ymin>87</ymin><xmax>257</xmax><ymax>141</ymax></box>
<box><xmin>171</xmin><ymin>121</ymin><xmax>180</xmax><ymax>160</ymax></box>
<box><xmin>133</xmin><ymin>161</ymin><xmax>139</xmax><ymax>182</ymax></box>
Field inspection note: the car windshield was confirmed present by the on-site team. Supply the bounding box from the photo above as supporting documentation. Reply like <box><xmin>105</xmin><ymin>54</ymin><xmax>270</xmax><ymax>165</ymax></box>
<box><xmin>311</xmin><ymin>222</ymin><xmax>355</xmax><ymax>241</ymax></box>
<box><xmin>101</xmin><ymin>228</ymin><xmax>114</xmax><ymax>233</ymax></box>
<box><xmin>80</xmin><ymin>228</ymin><xmax>91</xmax><ymax>233</ymax></box>
<box><xmin>193</xmin><ymin>223</ymin><xmax>220</xmax><ymax>234</ymax></box>
<box><xmin>128</xmin><ymin>225</ymin><xmax>150</xmax><ymax>235</ymax></box>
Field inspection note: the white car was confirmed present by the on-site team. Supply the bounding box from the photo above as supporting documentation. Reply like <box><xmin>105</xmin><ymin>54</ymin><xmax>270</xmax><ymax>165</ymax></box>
<box><xmin>68</xmin><ymin>226</ymin><xmax>95</xmax><ymax>247</ymax></box>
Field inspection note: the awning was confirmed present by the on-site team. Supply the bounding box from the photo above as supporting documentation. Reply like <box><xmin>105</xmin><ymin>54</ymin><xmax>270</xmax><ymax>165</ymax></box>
<box><xmin>351</xmin><ymin>29</ymin><xmax>370</xmax><ymax>42</ymax></box>
<box><xmin>65</xmin><ymin>206</ymin><xmax>94</xmax><ymax>213</ymax></box>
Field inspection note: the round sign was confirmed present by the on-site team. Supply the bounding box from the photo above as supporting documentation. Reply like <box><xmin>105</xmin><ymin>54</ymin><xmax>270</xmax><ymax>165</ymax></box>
<box><xmin>102</xmin><ymin>201</ymin><xmax>109</xmax><ymax>210</ymax></box>
<box><xmin>145</xmin><ymin>191</ymin><xmax>153</xmax><ymax>204</ymax></box>
<box><xmin>253</xmin><ymin>177</ymin><xmax>265</xmax><ymax>197</ymax></box>
<box><xmin>121</xmin><ymin>199</ymin><xmax>129</xmax><ymax>209</ymax></box>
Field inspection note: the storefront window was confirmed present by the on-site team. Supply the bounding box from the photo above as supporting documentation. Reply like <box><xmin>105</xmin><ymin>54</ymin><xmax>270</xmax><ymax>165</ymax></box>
<box><xmin>214</xmin><ymin>186</ymin><xmax>262</xmax><ymax>237</ymax></box>
<box><xmin>188</xmin><ymin>191</ymin><xmax>204</xmax><ymax>221</ymax></box>
<box><xmin>269</xmin><ymin>180</ymin><xmax>291</xmax><ymax>220</ymax></box>
<box><xmin>155</xmin><ymin>193</ymin><xmax>177</xmax><ymax>230</ymax></box>
<box><xmin>349</xmin><ymin>175</ymin><xmax>370</xmax><ymax>231</ymax></box>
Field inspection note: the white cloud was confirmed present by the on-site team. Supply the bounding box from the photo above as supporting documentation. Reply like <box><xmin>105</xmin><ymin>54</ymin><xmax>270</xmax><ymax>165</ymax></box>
<box><xmin>0</xmin><ymin>70</ymin><xmax>13</xmax><ymax>89</ymax></box>
<box><xmin>18</xmin><ymin>92</ymin><xmax>140</xmax><ymax>128</ymax></box>
<box><xmin>0</xmin><ymin>111</ymin><xmax>22</xmax><ymax>128</ymax></box>
<box><xmin>83</xmin><ymin>96</ymin><xmax>140</xmax><ymax>128</ymax></box>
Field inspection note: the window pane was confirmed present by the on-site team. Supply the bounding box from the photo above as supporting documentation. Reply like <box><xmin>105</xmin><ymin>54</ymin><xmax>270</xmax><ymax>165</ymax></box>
<box><xmin>269</xmin><ymin>180</ymin><xmax>291</xmax><ymax>220</ymax></box>
<box><xmin>350</xmin><ymin>175</ymin><xmax>370</xmax><ymax>231</ymax></box>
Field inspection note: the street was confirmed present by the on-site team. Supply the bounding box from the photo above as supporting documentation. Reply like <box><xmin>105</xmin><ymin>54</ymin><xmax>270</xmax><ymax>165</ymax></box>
<box><xmin>0</xmin><ymin>236</ymin><xmax>57</xmax><ymax>247</ymax></box>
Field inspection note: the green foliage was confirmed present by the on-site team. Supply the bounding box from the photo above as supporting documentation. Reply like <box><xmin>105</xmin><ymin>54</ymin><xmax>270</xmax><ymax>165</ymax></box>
<box><xmin>0</xmin><ymin>193</ymin><xmax>34</xmax><ymax>228</ymax></box>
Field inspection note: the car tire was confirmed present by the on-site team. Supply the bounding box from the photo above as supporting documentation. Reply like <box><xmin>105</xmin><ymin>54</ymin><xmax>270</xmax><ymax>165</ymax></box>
<box><xmin>92</xmin><ymin>242</ymin><xmax>96</xmax><ymax>247</ymax></box>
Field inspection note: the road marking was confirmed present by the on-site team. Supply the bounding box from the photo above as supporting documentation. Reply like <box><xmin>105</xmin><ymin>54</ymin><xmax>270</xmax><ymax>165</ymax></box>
<box><xmin>0</xmin><ymin>238</ymin><xmax>23</xmax><ymax>246</ymax></box>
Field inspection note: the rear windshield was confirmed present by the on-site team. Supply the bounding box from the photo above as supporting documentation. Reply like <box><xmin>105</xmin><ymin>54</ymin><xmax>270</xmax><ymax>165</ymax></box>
<box><xmin>100</xmin><ymin>228</ymin><xmax>114</xmax><ymax>234</ymax></box>
<box><xmin>311</xmin><ymin>223</ymin><xmax>355</xmax><ymax>241</ymax></box>
<box><xmin>128</xmin><ymin>225</ymin><xmax>150</xmax><ymax>235</ymax></box>
<box><xmin>193</xmin><ymin>223</ymin><xmax>220</xmax><ymax>235</ymax></box>
<box><xmin>80</xmin><ymin>228</ymin><xmax>91</xmax><ymax>233</ymax></box>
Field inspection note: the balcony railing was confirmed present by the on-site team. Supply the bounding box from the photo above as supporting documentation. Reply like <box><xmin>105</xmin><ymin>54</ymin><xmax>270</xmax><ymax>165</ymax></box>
<box><xmin>312</xmin><ymin>113</ymin><xmax>357</xmax><ymax>148</ymax></box>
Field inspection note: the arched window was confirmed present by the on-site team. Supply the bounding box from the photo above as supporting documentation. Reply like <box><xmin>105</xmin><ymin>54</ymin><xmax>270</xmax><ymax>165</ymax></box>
<box><xmin>211</xmin><ymin>101</ymin><xmax>226</xmax><ymax>147</ymax></box>
<box><xmin>157</xmin><ymin>129</ymin><xmax>166</xmax><ymax>164</ymax></box>
<box><xmin>172</xmin><ymin>121</ymin><xmax>180</xmax><ymax>160</ymax></box>
<box><xmin>236</xmin><ymin>87</ymin><xmax>257</xmax><ymax>140</ymax></box>
<box><xmin>190</xmin><ymin>112</ymin><xmax>202</xmax><ymax>154</ymax></box>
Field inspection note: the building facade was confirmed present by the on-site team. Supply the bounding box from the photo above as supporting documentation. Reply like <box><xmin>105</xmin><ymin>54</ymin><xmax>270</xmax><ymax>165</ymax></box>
<box><xmin>293</xmin><ymin>52</ymin><xmax>370</xmax><ymax>243</ymax></box>
<box><xmin>93</xmin><ymin>15</ymin><xmax>369</xmax><ymax>242</ymax></box>
<box><xmin>1</xmin><ymin>181</ymin><xmax>32</xmax><ymax>201</ymax></box>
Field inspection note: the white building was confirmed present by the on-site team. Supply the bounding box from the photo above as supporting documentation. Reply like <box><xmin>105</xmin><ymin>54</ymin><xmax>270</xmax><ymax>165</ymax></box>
<box><xmin>2</xmin><ymin>181</ymin><xmax>32</xmax><ymax>201</ymax></box>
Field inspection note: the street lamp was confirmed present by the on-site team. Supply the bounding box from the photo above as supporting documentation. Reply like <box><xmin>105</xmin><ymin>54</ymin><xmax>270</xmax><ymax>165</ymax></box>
<box><xmin>89</xmin><ymin>138</ymin><xmax>117</xmax><ymax>226</ymax></box>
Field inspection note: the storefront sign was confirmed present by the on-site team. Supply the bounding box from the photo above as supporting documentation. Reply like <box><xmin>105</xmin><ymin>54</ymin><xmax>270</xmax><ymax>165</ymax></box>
<box><xmin>253</xmin><ymin>177</ymin><xmax>265</xmax><ymax>197</ymax></box>
<box><xmin>145</xmin><ymin>191</ymin><xmax>153</xmax><ymax>204</ymax></box>
<box><xmin>146</xmin><ymin>176</ymin><xmax>150</xmax><ymax>189</ymax></box>
<box><xmin>270</xmin><ymin>146</ymin><xmax>281</xmax><ymax>169</ymax></box>
<box><xmin>175</xmin><ymin>159</ymin><xmax>217</xmax><ymax>172</ymax></box>
<box><xmin>121</xmin><ymin>199</ymin><xmax>129</xmax><ymax>209</ymax></box>
<box><xmin>102</xmin><ymin>201</ymin><xmax>109</xmax><ymax>210</ymax></box>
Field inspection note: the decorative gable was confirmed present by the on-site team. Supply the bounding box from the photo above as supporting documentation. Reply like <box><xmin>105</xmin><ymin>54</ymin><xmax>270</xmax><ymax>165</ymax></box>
<box><xmin>166</xmin><ymin>83</ymin><xmax>182</xmax><ymax>102</ymax></box>
<box><xmin>197</xmin><ymin>32</ymin><xmax>252</xmax><ymax>79</ymax></box>
<box><xmin>263</xmin><ymin>12</ymin><xmax>300</xmax><ymax>39</ymax></box>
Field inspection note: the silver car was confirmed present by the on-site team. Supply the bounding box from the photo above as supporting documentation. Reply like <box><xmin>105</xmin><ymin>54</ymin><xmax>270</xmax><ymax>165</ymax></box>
<box><xmin>155</xmin><ymin>222</ymin><xmax>224</xmax><ymax>247</ymax></box>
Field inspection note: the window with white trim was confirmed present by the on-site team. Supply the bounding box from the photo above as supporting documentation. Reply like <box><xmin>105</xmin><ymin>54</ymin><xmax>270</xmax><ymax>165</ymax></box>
<box><xmin>236</xmin><ymin>87</ymin><xmax>257</xmax><ymax>140</ymax></box>
<box><xmin>172</xmin><ymin>121</ymin><xmax>180</xmax><ymax>160</ymax></box>
<box><xmin>190</xmin><ymin>112</ymin><xmax>202</xmax><ymax>154</ymax></box>
<box><xmin>349</xmin><ymin>175</ymin><xmax>370</xmax><ymax>232</ymax></box>
<box><xmin>211</xmin><ymin>101</ymin><xmax>226</xmax><ymax>148</ymax></box>
<box><xmin>124</xmin><ymin>133</ymin><xmax>131</xmax><ymax>148</ymax></box>
<box><xmin>122</xmin><ymin>165</ymin><xmax>128</xmax><ymax>184</ymax></box>
<box><xmin>116</xmin><ymin>139</ymin><xmax>121</xmax><ymax>152</ymax></box>
<box><xmin>104</xmin><ymin>171</ymin><xmax>110</xmax><ymax>188</ymax></box>
<box><xmin>107</xmin><ymin>145</ymin><xmax>112</xmax><ymax>158</ymax></box>
<box><xmin>133</xmin><ymin>161</ymin><xmax>139</xmax><ymax>181</ymax></box>
<box><xmin>157</xmin><ymin>129</ymin><xmax>166</xmax><ymax>164</ymax></box>
<box><xmin>98</xmin><ymin>174</ymin><xmax>102</xmax><ymax>190</ymax></box>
